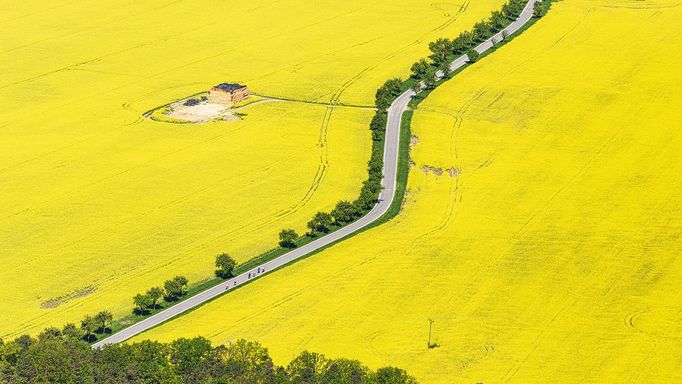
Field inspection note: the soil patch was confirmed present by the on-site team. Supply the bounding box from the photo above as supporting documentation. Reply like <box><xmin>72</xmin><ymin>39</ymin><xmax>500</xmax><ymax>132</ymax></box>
<box><xmin>41</xmin><ymin>286</ymin><xmax>97</xmax><ymax>309</ymax></box>
<box><xmin>168</xmin><ymin>102</ymin><xmax>232</xmax><ymax>123</ymax></box>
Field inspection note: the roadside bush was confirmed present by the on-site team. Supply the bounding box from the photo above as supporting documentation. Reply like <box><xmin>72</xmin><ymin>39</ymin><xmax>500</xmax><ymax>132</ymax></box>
<box><xmin>473</xmin><ymin>20</ymin><xmax>491</xmax><ymax>41</ymax></box>
<box><xmin>279</xmin><ymin>229</ymin><xmax>299</xmax><ymax>248</ymax></box>
<box><xmin>490</xmin><ymin>10</ymin><xmax>507</xmax><ymax>31</ymax></box>
<box><xmin>467</xmin><ymin>49</ymin><xmax>480</xmax><ymax>63</ymax></box>
<box><xmin>370</xmin><ymin>112</ymin><xmax>388</xmax><ymax>141</ymax></box>
<box><xmin>428</xmin><ymin>38</ymin><xmax>452</xmax><ymax>67</ymax></box>
<box><xmin>94</xmin><ymin>311</ymin><xmax>113</xmax><ymax>334</ymax></box>
<box><xmin>147</xmin><ymin>287</ymin><xmax>163</xmax><ymax>309</ymax></box>
<box><xmin>215</xmin><ymin>253</ymin><xmax>237</xmax><ymax>278</ymax></box>
<box><xmin>164</xmin><ymin>276</ymin><xmax>189</xmax><ymax>301</ymax></box>
<box><xmin>503</xmin><ymin>0</ymin><xmax>526</xmax><ymax>19</ymax></box>
<box><xmin>410</xmin><ymin>59</ymin><xmax>430</xmax><ymax>80</ymax></box>
<box><xmin>307</xmin><ymin>212</ymin><xmax>334</xmax><ymax>236</ymax></box>
<box><xmin>375</xmin><ymin>78</ymin><xmax>402</xmax><ymax>110</ymax></box>
<box><xmin>133</xmin><ymin>293</ymin><xmax>152</xmax><ymax>315</ymax></box>
<box><xmin>533</xmin><ymin>2</ymin><xmax>547</xmax><ymax>18</ymax></box>
<box><xmin>331</xmin><ymin>200</ymin><xmax>358</xmax><ymax>224</ymax></box>
<box><xmin>80</xmin><ymin>315</ymin><xmax>98</xmax><ymax>342</ymax></box>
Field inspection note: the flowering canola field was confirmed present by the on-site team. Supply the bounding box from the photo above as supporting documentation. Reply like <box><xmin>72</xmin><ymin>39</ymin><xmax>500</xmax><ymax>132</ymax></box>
<box><xmin>0</xmin><ymin>0</ymin><xmax>506</xmax><ymax>337</ymax></box>
<box><xmin>139</xmin><ymin>1</ymin><xmax>682</xmax><ymax>382</ymax></box>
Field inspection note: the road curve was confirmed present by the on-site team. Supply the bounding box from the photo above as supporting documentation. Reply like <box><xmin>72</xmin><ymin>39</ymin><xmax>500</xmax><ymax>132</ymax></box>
<box><xmin>92</xmin><ymin>0</ymin><xmax>537</xmax><ymax>348</ymax></box>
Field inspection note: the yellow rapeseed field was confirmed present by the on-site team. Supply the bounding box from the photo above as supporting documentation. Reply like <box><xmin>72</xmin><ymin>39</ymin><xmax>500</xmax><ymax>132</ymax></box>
<box><xmin>139</xmin><ymin>1</ymin><xmax>682</xmax><ymax>382</ymax></box>
<box><xmin>0</xmin><ymin>0</ymin><xmax>505</xmax><ymax>337</ymax></box>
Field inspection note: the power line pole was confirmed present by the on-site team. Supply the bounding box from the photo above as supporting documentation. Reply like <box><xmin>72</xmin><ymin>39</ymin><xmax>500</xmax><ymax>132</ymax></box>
<box><xmin>427</xmin><ymin>319</ymin><xmax>434</xmax><ymax>348</ymax></box>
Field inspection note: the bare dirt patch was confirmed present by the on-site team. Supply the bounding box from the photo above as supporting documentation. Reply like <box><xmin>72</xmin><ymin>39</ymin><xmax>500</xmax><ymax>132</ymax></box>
<box><xmin>410</xmin><ymin>135</ymin><xmax>420</xmax><ymax>148</ymax></box>
<box><xmin>41</xmin><ymin>286</ymin><xmax>97</xmax><ymax>309</ymax></box>
<box><xmin>400</xmin><ymin>188</ymin><xmax>415</xmax><ymax>211</ymax></box>
<box><xmin>422</xmin><ymin>165</ymin><xmax>443</xmax><ymax>176</ymax></box>
<box><xmin>421</xmin><ymin>165</ymin><xmax>459</xmax><ymax>177</ymax></box>
<box><xmin>446</xmin><ymin>167</ymin><xmax>459</xmax><ymax>176</ymax></box>
<box><xmin>167</xmin><ymin>102</ymin><xmax>233</xmax><ymax>123</ymax></box>
<box><xmin>147</xmin><ymin>95</ymin><xmax>270</xmax><ymax>124</ymax></box>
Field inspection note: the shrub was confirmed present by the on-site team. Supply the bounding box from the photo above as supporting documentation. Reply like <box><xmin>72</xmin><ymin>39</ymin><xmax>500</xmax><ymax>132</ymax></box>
<box><xmin>164</xmin><ymin>276</ymin><xmax>188</xmax><ymax>300</ymax></box>
<box><xmin>331</xmin><ymin>201</ymin><xmax>358</xmax><ymax>224</ymax></box>
<box><xmin>410</xmin><ymin>59</ymin><xmax>430</xmax><ymax>80</ymax></box>
<box><xmin>307</xmin><ymin>212</ymin><xmax>334</xmax><ymax>235</ymax></box>
<box><xmin>279</xmin><ymin>229</ymin><xmax>298</xmax><ymax>248</ymax></box>
<box><xmin>467</xmin><ymin>49</ymin><xmax>480</xmax><ymax>63</ymax></box>
<box><xmin>215</xmin><ymin>253</ymin><xmax>237</xmax><ymax>278</ymax></box>
<box><xmin>375</xmin><ymin>78</ymin><xmax>402</xmax><ymax>110</ymax></box>
<box><xmin>183</xmin><ymin>98</ymin><xmax>200</xmax><ymax>106</ymax></box>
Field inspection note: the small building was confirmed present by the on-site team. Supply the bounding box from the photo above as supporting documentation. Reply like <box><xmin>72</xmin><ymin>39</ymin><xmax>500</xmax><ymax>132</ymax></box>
<box><xmin>207</xmin><ymin>83</ymin><xmax>249</xmax><ymax>106</ymax></box>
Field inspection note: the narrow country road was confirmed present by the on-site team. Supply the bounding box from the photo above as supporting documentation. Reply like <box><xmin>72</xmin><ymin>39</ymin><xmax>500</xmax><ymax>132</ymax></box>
<box><xmin>92</xmin><ymin>0</ymin><xmax>538</xmax><ymax>348</ymax></box>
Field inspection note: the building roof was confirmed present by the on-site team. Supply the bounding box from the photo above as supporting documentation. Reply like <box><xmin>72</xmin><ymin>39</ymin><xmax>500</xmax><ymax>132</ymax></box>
<box><xmin>212</xmin><ymin>83</ymin><xmax>246</xmax><ymax>92</ymax></box>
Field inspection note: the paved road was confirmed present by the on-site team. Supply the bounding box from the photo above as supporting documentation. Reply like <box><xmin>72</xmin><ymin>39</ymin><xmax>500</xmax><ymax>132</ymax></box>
<box><xmin>92</xmin><ymin>0</ymin><xmax>537</xmax><ymax>348</ymax></box>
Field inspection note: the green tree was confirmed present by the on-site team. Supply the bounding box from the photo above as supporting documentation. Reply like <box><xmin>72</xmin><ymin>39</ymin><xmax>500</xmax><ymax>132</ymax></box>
<box><xmin>287</xmin><ymin>350</ymin><xmax>329</xmax><ymax>384</ymax></box>
<box><xmin>61</xmin><ymin>323</ymin><xmax>82</xmax><ymax>340</ymax></box>
<box><xmin>215</xmin><ymin>253</ymin><xmax>237</xmax><ymax>278</ymax></box>
<box><xmin>164</xmin><ymin>279</ymin><xmax>183</xmax><ymax>300</ymax></box>
<box><xmin>223</xmin><ymin>339</ymin><xmax>276</xmax><ymax>383</ymax></box>
<box><xmin>104</xmin><ymin>340</ymin><xmax>182</xmax><ymax>384</ymax></box>
<box><xmin>410</xmin><ymin>81</ymin><xmax>422</xmax><ymax>94</ymax></box>
<box><xmin>428</xmin><ymin>38</ymin><xmax>452</xmax><ymax>67</ymax></box>
<box><xmin>15</xmin><ymin>334</ymin><xmax>33</xmax><ymax>350</ymax></box>
<box><xmin>330</xmin><ymin>200</ymin><xmax>357</xmax><ymax>224</ymax></box>
<box><xmin>147</xmin><ymin>287</ymin><xmax>164</xmax><ymax>309</ymax></box>
<box><xmin>355</xmin><ymin>176</ymin><xmax>383</xmax><ymax>212</ymax></box>
<box><xmin>16</xmin><ymin>338</ymin><xmax>93</xmax><ymax>384</ymax></box>
<box><xmin>0</xmin><ymin>329</ymin><xmax>420</xmax><ymax>384</ymax></box>
<box><xmin>438</xmin><ymin>60</ymin><xmax>451</xmax><ymax>80</ymax></box>
<box><xmin>374</xmin><ymin>366</ymin><xmax>418</xmax><ymax>384</ymax></box>
<box><xmin>489</xmin><ymin>10</ymin><xmax>507</xmax><ymax>31</ymax></box>
<box><xmin>322</xmin><ymin>358</ymin><xmax>370</xmax><ymax>383</ymax></box>
<box><xmin>473</xmin><ymin>20</ymin><xmax>491</xmax><ymax>40</ymax></box>
<box><xmin>169</xmin><ymin>337</ymin><xmax>212</xmax><ymax>381</ymax></box>
<box><xmin>461</xmin><ymin>30</ymin><xmax>476</xmax><ymax>48</ymax></box>
<box><xmin>410</xmin><ymin>58</ymin><xmax>430</xmax><ymax>80</ymax></box>
<box><xmin>306</xmin><ymin>212</ymin><xmax>334</xmax><ymax>235</ymax></box>
<box><xmin>91</xmin><ymin>342</ymin><xmax>137</xmax><ymax>382</ymax></box>
<box><xmin>423</xmin><ymin>67</ymin><xmax>438</xmax><ymax>89</ymax></box>
<box><xmin>94</xmin><ymin>310</ymin><xmax>113</xmax><ymax>333</ymax></box>
<box><xmin>133</xmin><ymin>293</ymin><xmax>152</xmax><ymax>314</ymax></box>
<box><xmin>37</xmin><ymin>327</ymin><xmax>62</xmax><ymax>342</ymax></box>
<box><xmin>369</xmin><ymin>111</ymin><xmax>388</xmax><ymax>141</ymax></box>
<box><xmin>162</xmin><ymin>276</ymin><xmax>189</xmax><ymax>300</ymax></box>
<box><xmin>279</xmin><ymin>229</ymin><xmax>299</xmax><ymax>249</ymax></box>
<box><xmin>533</xmin><ymin>2</ymin><xmax>547</xmax><ymax>18</ymax></box>
<box><xmin>80</xmin><ymin>315</ymin><xmax>98</xmax><ymax>342</ymax></box>
<box><xmin>174</xmin><ymin>276</ymin><xmax>189</xmax><ymax>294</ymax></box>
<box><xmin>375</xmin><ymin>78</ymin><xmax>402</xmax><ymax>110</ymax></box>
<box><xmin>503</xmin><ymin>0</ymin><xmax>526</xmax><ymax>19</ymax></box>
<box><xmin>385</xmin><ymin>77</ymin><xmax>402</xmax><ymax>94</ymax></box>
<box><xmin>466</xmin><ymin>49</ymin><xmax>480</xmax><ymax>63</ymax></box>
<box><xmin>451</xmin><ymin>31</ymin><xmax>475</xmax><ymax>54</ymax></box>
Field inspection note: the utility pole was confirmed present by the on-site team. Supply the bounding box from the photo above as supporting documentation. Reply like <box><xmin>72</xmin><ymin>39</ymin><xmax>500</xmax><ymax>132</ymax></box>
<box><xmin>427</xmin><ymin>318</ymin><xmax>434</xmax><ymax>348</ymax></box>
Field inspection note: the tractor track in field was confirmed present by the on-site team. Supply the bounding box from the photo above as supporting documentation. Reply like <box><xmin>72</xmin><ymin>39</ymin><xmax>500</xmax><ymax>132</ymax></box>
<box><xmin>401</xmin><ymin>88</ymin><xmax>484</xmax><ymax>257</ymax></box>
<box><xmin>282</xmin><ymin>0</ymin><xmax>476</xmax><ymax>229</ymax></box>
